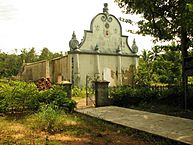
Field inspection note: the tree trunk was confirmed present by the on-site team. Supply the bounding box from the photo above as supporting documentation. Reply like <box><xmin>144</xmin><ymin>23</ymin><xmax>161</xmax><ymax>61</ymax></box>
<box><xmin>181</xmin><ymin>29</ymin><xmax>189</xmax><ymax>110</ymax></box>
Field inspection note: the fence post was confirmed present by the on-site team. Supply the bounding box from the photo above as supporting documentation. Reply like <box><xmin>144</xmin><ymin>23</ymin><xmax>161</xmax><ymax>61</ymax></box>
<box><xmin>58</xmin><ymin>81</ymin><xmax>72</xmax><ymax>98</ymax></box>
<box><xmin>94</xmin><ymin>80</ymin><xmax>109</xmax><ymax>107</ymax></box>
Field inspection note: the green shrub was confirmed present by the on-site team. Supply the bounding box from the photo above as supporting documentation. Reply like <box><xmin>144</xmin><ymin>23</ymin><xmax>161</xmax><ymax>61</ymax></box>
<box><xmin>34</xmin><ymin>105</ymin><xmax>65</xmax><ymax>133</ymax></box>
<box><xmin>110</xmin><ymin>87</ymin><xmax>146</xmax><ymax>107</ymax></box>
<box><xmin>0</xmin><ymin>81</ymin><xmax>76</xmax><ymax>113</ymax></box>
<box><xmin>110</xmin><ymin>85</ymin><xmax>187</xmax><ymax>108</ymax></box>
<box><xmin>39</xmin><ymin>85</ymin><xmax>76</xmax><ymax>112</ymax></box>
<box><xmin>111</xmin><ymin>87</ymin><xmax>155</xmax><ymax>107</ymax></box>
<box><xmin>158</xmin><ymin>86</ymin><xmax>184</xmax><ymax>107</ymax></box>
<box><xmin>0</xmin><ymin>81</ymin><xmax>39</xmax><ymax>113</ymax></box>
<box><xmin>72</xmin><ymin>87</ymin><xmax>86</xmax><ymax>98</ymax></box>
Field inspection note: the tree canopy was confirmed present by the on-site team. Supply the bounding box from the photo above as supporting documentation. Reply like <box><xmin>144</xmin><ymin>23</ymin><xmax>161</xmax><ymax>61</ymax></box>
<box><xmin>187</xmin><ymin>3</ymin><xmax>193</xmax><ymax>11</ymax></box>
<box><xmin>135</xmin><ymin>43</ymin><xmax>182</xmax><ymax>85</ymax></box>
<box><xmin>115</xmin><ymin>0</ymin><xmax>193</xmax><ymax>85</ymax></box>
<box><xmin>0</xmin><ymin>48</ymin><xmax>63</xmax><ymax>78</ymax></box>
<box><xmin>115</xmin><ymin>0</ymin><xmax>193</xmax><ymax>43</ymax></box>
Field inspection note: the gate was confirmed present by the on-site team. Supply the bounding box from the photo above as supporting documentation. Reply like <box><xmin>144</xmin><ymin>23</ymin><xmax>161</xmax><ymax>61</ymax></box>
<box><xmin>86</xmin><ymin>75</ymin><xmax>95</xmax><ymax>107</ymax></box>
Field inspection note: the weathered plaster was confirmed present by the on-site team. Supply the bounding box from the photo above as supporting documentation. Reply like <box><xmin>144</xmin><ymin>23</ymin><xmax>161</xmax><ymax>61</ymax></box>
<box><xmin>18</xmin><ymin>3</ymin><xmax>139</xmax><ymax>87</ymax></box>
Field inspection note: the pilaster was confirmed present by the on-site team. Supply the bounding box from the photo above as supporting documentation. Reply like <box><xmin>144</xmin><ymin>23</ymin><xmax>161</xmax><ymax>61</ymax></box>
<box><xmin>117</xmin><ymin>55</ymin><xmax>122</xmax><ymax>86</ymax></box>
<box><xmin>95</xmin><ymin>45</ymin><xmax>101</xmax><ymax>80</ymax></box>
<box><xmin>74</xmin><ymin>53</ymin><xmax>80</xmax><ymax>87</ymax></box>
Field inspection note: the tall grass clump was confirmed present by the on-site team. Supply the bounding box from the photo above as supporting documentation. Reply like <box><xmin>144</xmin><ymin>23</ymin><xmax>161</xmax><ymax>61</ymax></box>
<box><xmin>34</xmin><ymin>105</ymin><xmax>65</xmax><ymax>133</ymax></box>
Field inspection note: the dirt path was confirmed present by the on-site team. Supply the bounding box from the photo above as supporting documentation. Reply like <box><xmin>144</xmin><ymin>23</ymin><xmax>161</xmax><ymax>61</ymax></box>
<box><xmin>76</xmin><ymin>98</ymin><xmax>86</xmax><ymax>109</ymax></box>
<box><xmin>75</xmin><ymin>97</ymin><xmax>95</xmax><ymax>109</ymax></box>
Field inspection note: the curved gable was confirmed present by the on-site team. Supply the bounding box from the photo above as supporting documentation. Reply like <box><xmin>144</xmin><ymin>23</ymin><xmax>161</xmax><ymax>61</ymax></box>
<box><xmin>77</xmin><ymin>4</ymin><xmax>137</xmax><ymax>55</ymax></box>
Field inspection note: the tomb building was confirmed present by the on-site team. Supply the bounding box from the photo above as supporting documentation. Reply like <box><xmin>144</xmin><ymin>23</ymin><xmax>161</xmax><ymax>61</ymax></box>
<box><xmin>18</xmin><ymin>3</ymin><xmax>139</xmax><ymax>87</ymax></box>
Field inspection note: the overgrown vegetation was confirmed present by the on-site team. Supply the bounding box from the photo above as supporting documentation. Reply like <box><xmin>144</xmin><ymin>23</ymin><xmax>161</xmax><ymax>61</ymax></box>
<box><xmin>110</xmin><ymin>85</ymin><xmax>193</xmax><ymax>111</ymax></box>
<box><xmin>0</xmin><ymin>47</ymin><xmax>63</xmax><ymax>78</ymax></box>
<box><xmin>116</xmin><ymin>0</ymin><xmax>193</xmax><ymax>69</ymax></box>
<box><xmin>33</xmin><ymin>105</ymin><xmax>66</xmax><ymax>133</ymax></box>
<box><xmin>0</xmin><ymin>79</ymin><xmax>78</xmax><ymax>142</ymax></box>
<box><xmin>72</xmin><ymin>87</ymin><xmax>86</xmax><ymax>98</ymax></box>
<box><xmin>0</xmin><ymin>80</ymin><xmax>39</xmax><ymax>113</ymax></box>
<box><xmin>135</xmin><ymin>44</ymin><xmax>182</xmax><ymax>85</ymax></box>
<box><xmin>0</xmin><ymin>80</ymin><xmax>189</xmax><ymax>144</ymax></box>
<box><xmin>0</xmin><ymin>80</ymin><xmax>76</xmax><ymax>114</ymax></box>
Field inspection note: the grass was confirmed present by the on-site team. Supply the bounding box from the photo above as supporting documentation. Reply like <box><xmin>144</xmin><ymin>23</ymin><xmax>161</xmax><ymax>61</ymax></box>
<box><xmin>0</xmin><ymin>111</ymin><xmax>186</xmax><ymax>145</ymax></box>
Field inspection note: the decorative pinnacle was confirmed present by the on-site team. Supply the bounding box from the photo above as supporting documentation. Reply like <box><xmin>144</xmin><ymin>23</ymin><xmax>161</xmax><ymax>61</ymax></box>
<box><xmin>103</xmin><ymin>3</ymin><xmax>109</xmax><ymax>14</ymax></box>
<box><xmin>116</xmin><ymin>45</ymin><xmax>122</xmax><ymax>54</ymax></box>
<box><xmin>132</xmin><ymin>38</ymin><xmax>138</xmax><ymax>53</ymax></box>
<box><xmin>95</xmin><ymin>44</ymin><xmax>99</xmax><ymax>50</ymax></box>
<box><xmin>95</xmin><ymin>44</ymin><xmax>100</xmax><ymax>53</ymax></box>
<box><xmin>72</xmin><ymin>31</ymin><xmax>76</xmax><ymax>39</ymax></box>
<box><xmin>69</xmin><ymin>31</ymin><xmax>79</xmax><ymax>50</ymax></box>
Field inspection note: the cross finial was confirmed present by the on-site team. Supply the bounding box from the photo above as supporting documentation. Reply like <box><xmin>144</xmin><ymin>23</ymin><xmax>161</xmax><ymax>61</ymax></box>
<box><xmin>103</xmin><ymin>3</ymin><xmax>109</xmax><ymax>14</ymax></box>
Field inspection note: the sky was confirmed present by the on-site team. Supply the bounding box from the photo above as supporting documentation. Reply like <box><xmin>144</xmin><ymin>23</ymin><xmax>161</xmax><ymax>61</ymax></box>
<box><xmin>0</xmin><ymin>0</ymin><xmax>154</xmax><ymax>54</ymax></box>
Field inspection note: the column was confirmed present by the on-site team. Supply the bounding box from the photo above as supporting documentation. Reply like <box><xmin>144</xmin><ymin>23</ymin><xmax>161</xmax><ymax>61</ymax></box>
<box><xmin>74</xmin><ymin>52</ymin><xmax>80</xmax><ymax>87</ymax></box>
<box><xmin>95</xmin><ymin>54</ymin><xmax>100</xmax><ymax>80</ymax></box>
<box><xmin>95</xmin><ymin>44</ymin><xmax>100</xmax><ymax>80</ymax></box>
<box><xmin>117</xmin><ymin>54</ymin><xmax>122</xmax><ymax>86</ymax></box>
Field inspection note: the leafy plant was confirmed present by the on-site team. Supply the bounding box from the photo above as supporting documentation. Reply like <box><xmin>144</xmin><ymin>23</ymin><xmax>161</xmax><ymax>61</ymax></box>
<box><xmin>110</xmin><ymin>87</ymin><xmax>146</xmax><ymax>107</ymax></box>
<box><xmin>115</xmin><ymin>0</ymin><xmax>193</xmax><ymax>89</ymax></box>
<box><xmin>0</xmin><ymin>80</ymin><xmax>39</xmax><ymax>113</ymax></box>
<box><xmin>0</xmin><ymin>80</ymin><xmax>76</xmax><ymax>113</ymax></box>
<box><xmin>72</xmin><ymin>87</ymin><xmax>86</xmax><ymax>98</ymax></box>
<box><xmin>33</xmin><ymin>105</ymin><xmax>65</xmax><ymax>133</ymax></box>
<box><xmin>135</xmin><ymin>46</ymin><xmax>182</xmax><ymax>86</ymax></box>
<box><xmin>39</xmin><ymin>85</ymin><xmax>76</xmax><ymax>112</ymax></box>
<box><xmin>110</xmin><ymin>85</ymin><xmax>193</xmax><ymax>109</ymax></box>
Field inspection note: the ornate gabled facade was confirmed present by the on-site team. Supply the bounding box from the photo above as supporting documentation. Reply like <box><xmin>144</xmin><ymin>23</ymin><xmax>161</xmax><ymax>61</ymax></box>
<box><xmin>18</xmin><ymin>3</ymin><xmax>139</xmax><ymax>87</ymax></box>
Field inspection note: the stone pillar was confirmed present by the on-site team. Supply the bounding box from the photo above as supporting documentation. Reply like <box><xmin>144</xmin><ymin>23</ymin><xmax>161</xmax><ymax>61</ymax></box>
<box><xmin>69</xmin><ymin>31</ymin><xmax>80</xmax><ymax>87</ymax></box>
<box><xmin>117</xmin><ymin>54</ymin><xmax>122</xmax><ymax>86</ymax></box>
<box><xmin>95</xmin><ymin>81</ymin><xmax>109</xmax><ymax>107</ymax></box>
<box><xmin>74</xmin><ymin>52</ymin><xmax>80</xmax><ymax>87</ymax></box>
<box><xmin>58</xmin><ymin>81</ymin><xmax>72</xmax><ymax>98</ymax></box>
<box><xmin>95</xmin><ymin>54</ymin><xmax>100</xmax><ymax>80</ymax></box>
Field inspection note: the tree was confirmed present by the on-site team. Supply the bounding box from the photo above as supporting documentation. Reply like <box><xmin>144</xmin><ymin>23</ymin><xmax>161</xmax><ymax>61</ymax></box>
<box><xmin>38</xmin><ymin>47</ymin><xmax>63</xmax><ymax>61</ymax></box>
<box><xmin>27</xmin><ymin>47</ymin><xmax>38</xmax><ymax>62</ymax></box>
<box><xmin>135</xmin><ymin>50</ymin><xmax>154</xmax><ymax>85</ymax></box>
<box><xmin>20</xmin><ymin>48</ymin><xmax>38</xmax><ymax>63</ymax></box>
<box><xmin>0</xmin><ymin>47</ymin><xmax>62</xmax><ymax>78</ymax></box>
<box><xmin>135</xmin><ymin>44</ymin><xmax>182</xmax><ymax>85</ymax></box>
<box><xmin>115</xmin><ymin>0</ymin><xmax>193</xmax><ymax>84</ymax></box>
<box><xmin>115</xmin><ymin>0</ymin><xmax>193</xmax><ymax>108</ymax></box>
<box><xmin>153</xmin><ymin>45</ymin><xmax>182</xmax><ymax>84</ymax></box>
<box><xmin>39</xmin><ymin>47</ymin><xmax>52</xmax><ymax>60</ymax></box>
<box><xmin>187</xmin><ymin>3</ymin><xmax>193</xmax><ymax>11</ymax></box>
<box><xmin>0</xmin><ymin>52</ymin><xmax>22</xmax><ymax>78</ymax></box>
